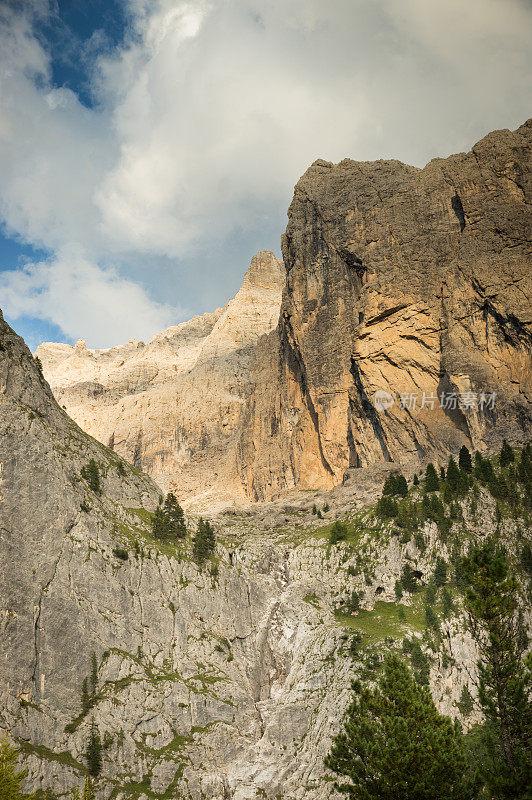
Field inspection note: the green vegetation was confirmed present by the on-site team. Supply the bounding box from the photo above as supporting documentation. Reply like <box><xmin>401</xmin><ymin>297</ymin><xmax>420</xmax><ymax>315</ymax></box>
<box><xmin>151</xmin><ymin>493</ymin><xmax>187</xmax><ymax>541</ymax></box>
<box><xmin>81</xmin><ymin>459</ymin><xmax>101</xmax><ymax>494</ymax></box>
<box><xmin>192</xmin><ymin>518</ymin><xmax>216</xmax><ymax>564</ymax></box>
<box><xmin>461</xmin><ymin>540</ymin><xmax>532</xmax><ymax>799</ymax></box>
<box><xmin>325</xmin><ymin>655</ymin><xmax>478</xmax><ymax>799</ymax></box>
<box><xmin>86</xmin><ymin>722</ymin><xmax>102</xmax><ymax>777</ymax></box>
<box><xmin>0</xmin><ymin>736</ymin><xmax>32</xmax><ymax>799</ymax></box>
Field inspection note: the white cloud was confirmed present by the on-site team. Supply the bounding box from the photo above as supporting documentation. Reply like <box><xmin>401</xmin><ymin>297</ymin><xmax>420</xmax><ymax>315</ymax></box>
<box><xmin>0</xmin><ymin>247</ymin><xmax>180</xmax><ymax>348</ymax></box>
<box><xmin>0</xmin><ymin>0</ymin><xmax>531</xmax><ymax>346</ymax></box>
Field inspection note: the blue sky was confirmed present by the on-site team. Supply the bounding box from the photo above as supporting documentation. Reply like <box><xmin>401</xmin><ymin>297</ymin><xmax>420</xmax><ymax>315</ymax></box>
<box><xmin>1</xmin><ymin>0</ymin><xmax>531</xmax><ymax>351</ymax></box>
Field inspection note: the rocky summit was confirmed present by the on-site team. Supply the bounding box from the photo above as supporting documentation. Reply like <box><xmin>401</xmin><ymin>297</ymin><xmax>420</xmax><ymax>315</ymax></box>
<box><xmin>0</xmin><ymin>121</ymin><xmax>531</xmax><ymax>800</ymax></box>
<box><xmin>38</xmin><ymin>123</ymin><xmax>531</xmax><ymax>505</ymax></box>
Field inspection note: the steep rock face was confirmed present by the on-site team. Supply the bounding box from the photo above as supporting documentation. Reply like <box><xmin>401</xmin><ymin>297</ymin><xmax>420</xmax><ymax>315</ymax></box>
<box><xmin>238</xmin><ymin>121</ymin><xmax>532</xmax><ymax>499</ymax></box>
<box><xmin>36</xmin><ymin>251</ymin><xmax>284</xmax><ymax>508</ymax></box>
<box><xmin>1</xmin><ymin>309</ymin><xmax>501</xmax><ymax>800</ymax></box>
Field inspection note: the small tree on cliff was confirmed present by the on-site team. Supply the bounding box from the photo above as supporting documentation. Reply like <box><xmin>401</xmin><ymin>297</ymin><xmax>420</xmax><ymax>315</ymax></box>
<box><xmin>461</xmin><ymin>541</ymin><xmax>532</xmax><ymax>799</ymax></box>
<box><xmin>325</xmin><ymin>654</ymin><xmax>478</xmax><ymax>800</ymax></box>
<box><xmin>0</xmin><ymin>737</ymin><xmax>33</xmax><ymax>800</ymax></box>
<box><xmin>193</xmin><ymin>518</ymin><xmax>216</xmax><ymax>564</ymax></box>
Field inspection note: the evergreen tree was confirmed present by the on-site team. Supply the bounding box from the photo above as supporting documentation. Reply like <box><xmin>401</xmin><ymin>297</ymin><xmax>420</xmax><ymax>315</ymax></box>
<box><xmin>446</xmin><ymin>457</ymin><xmax>463</xmax><ymax>493</ymax></box>
<box><xmin>461</xmin><ymin>541</ymin><xmax>532</xmax><ymax>799</ymax></box>
<box><xmin>434</xmin><ymin>556</ymin><xmax>448</xmax><ymax>587</ymax></box>
<box><xmin>86</xmin><ymin>722</ymin><xmax>102</xmax><ymax>777</ymax></box>
<box><xmin>425</xmin><ymin>463</ymin><xmax>439</xmax><ymax>492</ymax></box>
<box><xmin>330</xmin><ymin>521</ymin><xmax>348</xmax><ymax>544</ymax></box>
<box><xmin>413</xmin><ymin>473</ymin><xmax>419</xmax><ymax>486</ymax></box>
<box><xmin>459</xmin><ymin>445</ymin><xmax>473</xmax><ymax>473</ymax></box>
<box><xmin>394</xmin><ymin>579</ymin><xmax>403</xmax><ymax>600</ymax></box>
<box><xmin>382</xmin><ymin>474</ymin><xmax>396</xmax><ymax>496</ymax></box>
<box><xmin>425</xmin><ymin>581</ymin><xmax>436</xmax><ymax>606</ymax></box>
<box><xmin>192</xmin><ymin>518</ymin><xmax>216</xmax><ymax>564</ymax></box>
<box><xmin>395</xmin><ymin>475</ymin><xmax>408</xmax><ymax>497</ymax></box>
<box><xmin>425</xmin><ymin>604</ymin><xmax>439</xmax><ymax>631</ymax></box>
<box><xmin>163</xmin><ymin>492</ymin><xmax>186</xmax><ymax>538</ymax></box>
<box><xmin>0</xmin><ymin>737</ymin><xmax>33</xmax><ymax>800</ymax></box>
<box><xmin>376</xmin><ymin>496</ymin><xmax>398</xmax><ymax>518</ymax></box>
<box><xmin>81</xmin><ymin>460</ymin><xmax>101</xmax><ymax>494</ymax></box>
<box><xmin>440</xmin><ymin>466</ymin><xmax>446</xmax><ymax>480</ymax></box>
<box><xmin>151</xmin><ymin>500</ymin><xmax>167</xmax><ymax>539</ymax></box>
<box><xmin>400</xmin><ymin>563</ymin><xmax>418</xmax><ymax>593</ymax></box>
<box><xmin>457</xmin><ymin>684</ymin><xmax>475</xmax><ymax>718</ymax></box>
<box><xmin>82</xmin><ymin>779</ymin><xmax>95</xmax><ymax>800</ymax></box>
<box><xmin>499</xmin><ymin>440</ymin><xmax>514</xmax><ymax>468</ymax></box>
<box><xmin>325</xmin><ymin>654</ymin><xmax>478</xmax><ymax>800</ymax></box>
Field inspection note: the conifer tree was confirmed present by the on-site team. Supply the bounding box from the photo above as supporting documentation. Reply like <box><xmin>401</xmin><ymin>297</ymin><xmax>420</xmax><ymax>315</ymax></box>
<box><xmin>81</xmin><ymin>460</ymin><xmax>101</xmax><ymax>494</ymax></box>
<box><xmin>86</xmin><ymin>722</ymin><xmax>102</xmax><ymax>777</ymax></box>
<box><xmin>425</xmin><ymin>463</ymin><xmax>439</xmax><ymax>492</ymax></box>
<box><xmin>413</xmin><ymin>473</ymin><xmax>419</xmax><ymax>486</ymax></box>
<box><xmin>499</xmin><ymin>439</ymin><xmax>514</xmax><ymax>468</ymax></box>
<box><xmin>462</xmin><ymin>541</ymin><xmax>532</xmax><ymax>799</ymax></box>
<box><xmin>0</xmin><ymin>737</ymin><xmax>33</xmax><ymax>800</ymax></box>
<box><xmin>395</xmin><ymin>474</ymin><xmax>408</xmax><ymax>497</ymax></box>
<box><xmin>192</xmin><ymin>518</ymin><xmax>216</xmax><ymax>564</ymax></box>
<box><xmin>434</xmin><ymin>556</ymin><xmax>448</xmax><ymax>587</ymax></box>
<box><xmin>163</xmin><ymin>493</ymin><xmax>186</xmax><ymax>538</ymax></box>
<box><xmin>325</xmin><ymin>655</ymin><xmax>478</xmax><ymax>800</ymax></box>
<box><xmin>459</xmin><ymin>445</ymin><xmax>472</xmax><ymax>473</ymax></box>
<box><xmin>151</xmin><ymin>500</ymin><xmax>167</xmax><ymax>539</ymax></box>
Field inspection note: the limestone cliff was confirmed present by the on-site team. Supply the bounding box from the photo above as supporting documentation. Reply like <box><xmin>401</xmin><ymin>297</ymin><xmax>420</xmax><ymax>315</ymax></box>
<box><xmin>36</xmin><ymin>251</ymin><xmax>284</xmax><ymax>508</ymax></box>
<box><xmin>38</xmin><ymin>124</ymin><xmax>531</xmax><ymax>505</ymax></box>
<box><xmin>6</xmin><ymin>306</ymin><xmax>523</xmax><ymax>800</ymax></box>
<box><xmin>238</xmin><ymin>120</ymin><xmax>532</xmax><ymax>499</ymax></box>
<box><xmin>2</xmin><ymin>307</ymin><xmax>531</xmax><ymax>800</ymax></box>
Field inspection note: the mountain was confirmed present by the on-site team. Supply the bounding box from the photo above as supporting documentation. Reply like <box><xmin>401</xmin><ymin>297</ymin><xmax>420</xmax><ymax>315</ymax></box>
<box><xmin>36</xmin><ymin>251</ymin><xmax>284</xmax><ymax>509</ymax></box>
<box><xmin>239</xmin><ymin>119</ymin><xmax>532</xmax><ymax>499</ymax></box>
<box><xmin>37</xmin><ymin>123</ymin><xmax>531</xmax><ymax>506</ymax></box>
<box><xmin>2</xmin><ymin>306</ymin><xmax>531</xmax><ymax>800</ymax></box>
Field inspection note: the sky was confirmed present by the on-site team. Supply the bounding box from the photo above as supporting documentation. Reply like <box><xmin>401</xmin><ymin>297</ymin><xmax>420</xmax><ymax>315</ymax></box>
<box><xmin>0</xmin><ymin>0</ymin><xmax>531</xmax><ymax>350</ymax></box>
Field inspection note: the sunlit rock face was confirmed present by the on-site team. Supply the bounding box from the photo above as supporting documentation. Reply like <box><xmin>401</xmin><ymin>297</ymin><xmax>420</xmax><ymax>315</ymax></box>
<box><xmin>36</xmin><ymin>251</ymin><xmax>285</xmax><ymax>509</ymax></box>
<box><xmin>38</xmin><ymin>123</ymin><xmax>531</xmax><ymax>505</ymax></box>
<box><xmin>238</xmin><ymin>120</ymin><xmax>532</xmax><ymax>499</ymax></box>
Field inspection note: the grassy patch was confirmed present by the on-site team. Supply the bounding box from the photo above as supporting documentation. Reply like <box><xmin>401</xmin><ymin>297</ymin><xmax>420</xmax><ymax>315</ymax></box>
<box><xmin>334</xmin><ymin>596</ymin><xmax>426</xmax><ymax>642</ymax></box>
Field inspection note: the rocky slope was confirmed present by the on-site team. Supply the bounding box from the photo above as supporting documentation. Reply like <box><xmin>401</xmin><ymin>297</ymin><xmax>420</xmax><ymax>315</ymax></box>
<box><xmin>36</xmin><ymin>251</ymin><xmax>284</xmax><ymax>509</ymax></box>
<box><xmin>239</xmin><ymin>120</ymin><xmax>532</xmax><ymax>499</ymax></box>
<box><xmin>1</xmin><ymin>308</ymin><xmax>530</xmax><ymax>800</ymax></box>
<box><xmin>38</xmin><ymin>123</ymin><xmax>531</xmax><ymax>505</ymax></box>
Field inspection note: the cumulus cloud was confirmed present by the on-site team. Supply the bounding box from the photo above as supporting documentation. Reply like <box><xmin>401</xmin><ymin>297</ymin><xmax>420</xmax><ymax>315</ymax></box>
<box><xmin>0</xmin><ymin>246</ymin><xmax>181</xmax><ymax>348</ymax></box>
<box><xmin>0</xmin><ymin>0</ymin><xmax>531</xmax><ymax>346</ymax></box>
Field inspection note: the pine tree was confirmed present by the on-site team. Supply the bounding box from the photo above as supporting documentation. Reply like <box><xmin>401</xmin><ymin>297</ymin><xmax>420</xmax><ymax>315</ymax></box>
<box><xmin>163</xmin><ymin>492</ymin><xmax>186</xmax><ymax>539</ymax></box>
<box><xmin>413</xmin><ymin>473</ymin><xmax>419</xmax><ymax>486</ymax></box>
<box><xmin>151</xmin><ymin>500</ymin><xmax>167</xmax><ymax>539</ymax></box>
<box><xmin>81</xmin><ymin>459</ymin><xmax>101</xmax><ymax>494</ymax></box>
<box><xmin>459</xmin><ymin>445</ymin><xmax>472</xmax><ymax>473</ymax></box>
<box><xmin>434</xmin><ymin>556</ymin><xmax>448</xmax><ymax>587</ymax></box>
<box><xmin>446</xmin><ymin>457</ymin><xmax>462</xmax><ymax>493</ymax></box>
<box><xmin>395</xmin><ymin>474</ymin><xmax>408</xmax><ymax>497</ymax></box>
<box><xmin>400</xmin><ymin>563</ymin><xmax>418</xmax><ymax>593</ymax></box>
<box><xmin>0</xmin><ymin>737</ymin><xmax>33</xmax><ymax>800</ymax></box>
<box><xmin>499</xmin><ymin>439</ymin><xmax>514</xmax><ymax>468</ymax></box>
<box><xmin>192</xmin><ymin>518</ymin><xmax>216</xmax><ymax>564</ymax></box>
<box><xmin>86</xmin><ymin>722</ymin><xmax>102</xmax><ymax>777</ymax></box>
<box><xmin>461</xmin><ymin>541</ymin><xmax>532</xmax><ymax>798</ymax></box>
<box><xmin>325</xmin><ymin>654</ymin><xmax>478</xmax><ymax>800</ymax></box>
<box><xmin>330</xmin><ymin>521</ymin><xmax>348</xmax><ymax>544</ymax></box>
<box><xmin>382</xmin><ymin>474</ymin><xmax>396</xmax><ymax>496</ymax></box>
<box><xmin>425</xmin><ymin>463</ymin><xmax>439</xmax><ymax>492</ymax></box>
<box><xmin>82</xmin><ymin>778</ymin><xmax>95</xmax><ymax>800</ymax></box>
